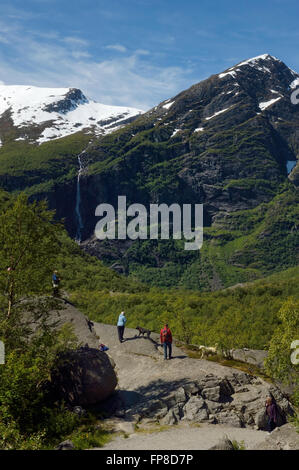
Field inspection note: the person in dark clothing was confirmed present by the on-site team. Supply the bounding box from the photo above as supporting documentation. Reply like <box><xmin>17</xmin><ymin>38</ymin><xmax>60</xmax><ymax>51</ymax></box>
<box><xmin>160</xmin><ymin>323</ymin><xmax>172</xmax><ymax>360</ymax></box>
<box><xmin>52</xmin><ymin>270</ymin><xmax>60</xmax><ymax>297</ymax></box>
<box><xmin>86</xmin><ymin>318</ymin><xmax>94</xmax><ymax>332</ymax></box>
<box><xmin>265</xmin><ymin>396</ymin><xmax>278</xmax><ymax>433</ymax></box>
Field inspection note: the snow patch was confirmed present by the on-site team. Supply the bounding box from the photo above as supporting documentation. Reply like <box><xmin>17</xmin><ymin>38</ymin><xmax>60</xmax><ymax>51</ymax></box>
<box><xmin>163</xmin><ymin>101</ymin><xmax>174</xmax><ymax>110</ymax></box>
<box><xmin>236</xmin><ymin>54</ymin><xmax>279</xmax><ymax>68</ymax></box>
<box><xmin>171</xmin><ymin>128</ymin><xmax>180</xmax><ymax>138</ymax></box>
<box><xmin>205</xmin><ymin>106</ymin><xmax>233</xmax><ymax>120</ymax></box>
<box><xmin>219</xmin><ymin>71</ymin><xmax>237</xmax><ymax>79</ymax></box>
<box><xmin>259</xmin><ymin>97</ymin><xmax>281</xmax><ymax>111</ymax></box>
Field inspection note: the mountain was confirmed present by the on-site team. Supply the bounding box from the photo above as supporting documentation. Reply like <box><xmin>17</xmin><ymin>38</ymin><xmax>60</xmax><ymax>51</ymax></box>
<box><xmin>0</xmin><ymin>54</ymin><xmax>298</xmax><ymax>289</ymax></box>
<box><xmin>0</xmin><ymin>85</ymin><xmax>142</xmax><ymax>145</ymax></box>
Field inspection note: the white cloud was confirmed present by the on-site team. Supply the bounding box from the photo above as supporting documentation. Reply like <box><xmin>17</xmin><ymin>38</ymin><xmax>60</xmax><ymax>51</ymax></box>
<box><xmin>63</xmin><ymin>36</ymin><xmax>90</xmax><ymax>48</ymax></box>
<box><xmin>135</xmin><ymin>49</ymin><xmax>150</xmax><ymax>56</ymax></box>
<box><xmin>104</xmin><ymin>44</ymin><xmax>127</xmax><ymax>53</ymax></box>
<box><xmin>0</xmin><ymin>19</ymin><xmax>196</xmax><ymax>110</ymax></box>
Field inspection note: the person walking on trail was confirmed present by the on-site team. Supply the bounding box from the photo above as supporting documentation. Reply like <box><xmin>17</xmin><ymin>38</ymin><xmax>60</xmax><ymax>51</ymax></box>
<box><xmin>52</xmin><ymin>270</ymin><xmax>60</xmax><ymax>297</ymax></box>
<box><xmin>117</xmin><ymin>311</ymin><xmax>127</xmax><ymax>343</ymax></box>
<box><xmin>160</xmin><ymin>323</ymin><xmax>172</xmax><ymax>360</ymax></box>
<box><xmin>265</xmin><ymin>396</ymin><xmax>278</xmax><ymax>433</ymax></box>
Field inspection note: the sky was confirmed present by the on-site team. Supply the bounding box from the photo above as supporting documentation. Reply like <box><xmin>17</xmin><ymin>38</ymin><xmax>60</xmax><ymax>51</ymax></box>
<box><xmin>0</xmin><ymin>0</ymin><xmax>299</xmax><ymax>110</ymax></box>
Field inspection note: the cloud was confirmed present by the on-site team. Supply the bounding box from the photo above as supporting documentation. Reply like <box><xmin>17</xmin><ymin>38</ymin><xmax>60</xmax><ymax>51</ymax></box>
<box><xmin>63</xmin><ymin>36</ymin><xmax>90</xmax><ymax>48</ymax></box>
<box><xmin>104</xmin><ymin>44</ymin><xmax>127</xmax><ymax>53</ymax></box>
<box><xmin>135</xmin><ymin>49</ymin><xmax>150</xmax><ymax>56</ymax></box>
<box><xmin>0</xmin><ymin>19</ymin><xmax>196</xmax><ymax>110</ymax></box>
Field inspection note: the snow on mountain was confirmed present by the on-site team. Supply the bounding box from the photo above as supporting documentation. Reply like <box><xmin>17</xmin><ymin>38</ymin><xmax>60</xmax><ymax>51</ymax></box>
<box><xmin>218</xmin><ymin>54</ymin><xmax>299</xmax><ymax>89</ymax></box>
<box><xmin>0</xmin><ymin>85</ymin><xmax>143</xmax><ymax>144</ymax></box>
<box><xmin>259</xmin><ymin>96</ymin><xmax>282</xmax><ymax>110</ymax></box>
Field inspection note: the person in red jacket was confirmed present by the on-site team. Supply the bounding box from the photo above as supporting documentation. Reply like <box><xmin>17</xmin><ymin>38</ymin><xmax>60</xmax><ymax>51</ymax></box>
<box><xmin>160</xmin><ymin>323</ymin><xmax>172</xmax><ymax>360</ymax></box>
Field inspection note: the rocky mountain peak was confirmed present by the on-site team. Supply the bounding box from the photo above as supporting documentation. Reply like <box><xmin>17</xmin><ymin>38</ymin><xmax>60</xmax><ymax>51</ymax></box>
<box><xmin>0</xmin><ymin>84</ymin><xmax>143</xmax><ymax>145</ymax></box>
<box><xmin>42</xmin><ymin>87</ymin><xmax>88</xmax><ymax>114</ymax></box>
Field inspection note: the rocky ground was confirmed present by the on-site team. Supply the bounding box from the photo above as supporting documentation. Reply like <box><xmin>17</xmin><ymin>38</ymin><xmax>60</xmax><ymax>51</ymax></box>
<box><xmin>92</xmin><ymin>322</ymin><xmax>298</xmax><ymax>451</ymax></box>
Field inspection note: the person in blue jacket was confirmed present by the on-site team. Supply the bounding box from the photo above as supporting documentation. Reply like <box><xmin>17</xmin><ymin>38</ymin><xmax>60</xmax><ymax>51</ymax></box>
<box><xmin>52</xmin><ymin>270</ymin><xmax>60</xmax><ymax>297</ymax></box>
<box><xmin>117</xmin><ymin>311</ymin><xmax>127</xmax><ymax>343</ymax></box>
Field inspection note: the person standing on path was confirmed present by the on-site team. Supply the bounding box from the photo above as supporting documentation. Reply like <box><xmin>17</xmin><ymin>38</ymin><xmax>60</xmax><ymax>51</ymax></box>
<box><xmin>117</xmin><ymin>311</ymin><xmax>127</xmax><ymax>343</ymax></box>
<box><xmin>52</xmin><ymin>270</ymin><xmax>61</xmax><ymax>297</ymax></box>
<box><xmin>160</xmin><ymin>323</ymin><xmax>172</xmax><ymax>360</ymax></box>
<box><xmin>265</xmin><ymin>396</ymin><xmax>278</xmax><ymax>433</ymax></box>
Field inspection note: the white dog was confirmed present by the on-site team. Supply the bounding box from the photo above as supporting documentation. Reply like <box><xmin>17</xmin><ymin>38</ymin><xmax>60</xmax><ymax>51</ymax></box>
<box><xmin>197</xmin><ymin>345</ymin><xmax>217</xmax><ymax>359</ymax></box>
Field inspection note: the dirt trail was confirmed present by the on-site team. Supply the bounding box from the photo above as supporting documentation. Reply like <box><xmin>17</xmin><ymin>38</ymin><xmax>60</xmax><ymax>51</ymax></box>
<box><xmin>97</xmin><ymin>422</ymin><xmax>268</xmax><ymax>450</ymax></box>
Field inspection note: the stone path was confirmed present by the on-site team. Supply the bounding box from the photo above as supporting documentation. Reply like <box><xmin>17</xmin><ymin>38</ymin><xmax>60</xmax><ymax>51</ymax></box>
<box><xmin>92</xmin><ymin>323</ymin><xmax>298</xmax><ymax>450</ymax></box>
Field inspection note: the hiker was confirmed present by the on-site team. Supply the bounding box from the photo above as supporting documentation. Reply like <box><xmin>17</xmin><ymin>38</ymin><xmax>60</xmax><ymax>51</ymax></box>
<box><xmin>86</xmin><ymin>318</ymin><xmax>94</xmax><ymax>332</ymax></box>
<box><xmin>160</xmin><ymin>323</ymin><xmax>172</xmax><ymax>360</ymax></box>
<box><xmin>265</xmin><ymin>396</ymin><xmax>278</xmax><ymax>433</ymax></box>
<box><xmin>117</xmin><ymin>311</ymin><xmax>127</xmax><ymax>343</ymax></box>
<box><xmin>52</xmin><ymin>270</ymin><xmax>60</xmax><ymax>297</ymax></box>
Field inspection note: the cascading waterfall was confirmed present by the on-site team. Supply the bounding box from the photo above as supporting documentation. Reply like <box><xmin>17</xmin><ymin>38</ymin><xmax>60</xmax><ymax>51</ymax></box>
<box><xmin>75</xmin><ymin>151</ymin><xmax>85</xmax><ymax>243</ymax></box>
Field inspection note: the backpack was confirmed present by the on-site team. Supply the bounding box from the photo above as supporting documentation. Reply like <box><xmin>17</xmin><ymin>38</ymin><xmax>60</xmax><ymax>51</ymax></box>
<box><xmin>162</xmin><ymin>328</ymin><xmax>170</xmax><ymax>342</ymax></box>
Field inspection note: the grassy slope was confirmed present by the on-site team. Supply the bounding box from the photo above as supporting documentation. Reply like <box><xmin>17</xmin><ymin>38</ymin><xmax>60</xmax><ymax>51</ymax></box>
<box><xmin>123</xmin><ymin>184</ymin><xmax>299</xmax><ymax>289</ymax></box>
<box><xmin>0</xmin><ymin>132</ymin><xmax>89</xmax><ymax>193</ymax></box>
<box><xmin>70</xmin><ymin>263</ymin><xmax>299</xmax><ymax>351</ymax></box>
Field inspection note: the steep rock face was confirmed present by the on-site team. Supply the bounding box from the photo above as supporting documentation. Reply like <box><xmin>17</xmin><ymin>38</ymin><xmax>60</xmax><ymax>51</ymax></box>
<box><xmin>80</xmin><ymin>55</ymin><xmax>298</xmax><ymax>225</ymax></box>
<box><xmin>73</xmin><ymin>55</ymin><xmax>299</xmax><ymax>285</ymax></box>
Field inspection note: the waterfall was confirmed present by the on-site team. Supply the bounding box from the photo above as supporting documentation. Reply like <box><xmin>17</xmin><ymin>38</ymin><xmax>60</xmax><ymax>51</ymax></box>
<box><xmin>75</xmin><ymin>152</ymin><xmax>85</xmax><ymax>243</ymax></box>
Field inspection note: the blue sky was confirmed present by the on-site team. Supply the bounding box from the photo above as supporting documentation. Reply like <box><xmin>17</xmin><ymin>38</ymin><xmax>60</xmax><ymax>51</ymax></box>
<box><xmin>0</xmin><ymin>0</ymin><xmax>299</xmax><ymax>109</ymax></box>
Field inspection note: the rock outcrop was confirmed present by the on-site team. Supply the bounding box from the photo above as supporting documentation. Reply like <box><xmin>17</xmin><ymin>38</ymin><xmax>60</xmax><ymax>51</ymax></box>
<box><xmin>252</xmin><ymin>423</ymin><xmax>299</xmax><ymax>450</ymax></box>
<box><xmin>120</xmin><ymin>372</ymin><xmax>293</xmax><ymax>430</ymax></box>
<box><xmin>93</xmin><ymin>324</ymin><xmax>295</xmax><ymax>431</ymax></box>
<box><xmin>50</xmin><ymin>347</ymin><xmax>117</xmax><ymax>406</ymax></box>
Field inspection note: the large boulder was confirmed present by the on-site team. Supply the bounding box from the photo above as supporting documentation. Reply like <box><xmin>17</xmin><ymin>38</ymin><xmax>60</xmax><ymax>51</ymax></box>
<box><xmin>50</xmin><ymin>347</ymin><xmax>117</xmax><ymax>406</ymax></box>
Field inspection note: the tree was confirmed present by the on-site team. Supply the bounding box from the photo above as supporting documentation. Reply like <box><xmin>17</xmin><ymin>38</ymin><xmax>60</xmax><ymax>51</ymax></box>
<box><xmin>0</xmin><ymin>194</ymin><xmax>62</xmax><ymax>318</ymax></box>
<box><xmin>264</xmin><ymin>298</ymin><xmax>299</xmax><ymax>386</ymax></box>
<box><xmin>207</xmin><ymin>308</ymin><xmax>245</xmax><ymax>357</ymax></box>
<box><xmin>0</xmin><ymin>194</ymin><xmax>80</xmax><ymax>447</ymax></box>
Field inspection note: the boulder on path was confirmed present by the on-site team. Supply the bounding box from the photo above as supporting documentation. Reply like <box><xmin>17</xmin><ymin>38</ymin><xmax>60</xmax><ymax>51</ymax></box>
<box><xmin>50</xmin><ymin>347</ymin><xmax>117</xmax><ymax>406</ymax></box>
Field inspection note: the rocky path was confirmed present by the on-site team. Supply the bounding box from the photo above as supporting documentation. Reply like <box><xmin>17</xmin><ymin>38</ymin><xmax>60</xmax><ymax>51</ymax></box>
<box><xmin>92</xmin><ymin>323</ymin><xmax>298</xmax><ymax>450</ymax></box>
<box><xmin>97</xmin><ymin>422</ymin><xmax>268</xmax><ymax>450</ymax></box>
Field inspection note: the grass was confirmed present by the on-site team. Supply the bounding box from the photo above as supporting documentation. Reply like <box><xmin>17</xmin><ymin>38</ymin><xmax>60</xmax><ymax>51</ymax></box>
<box><xmin>179</xmin><ymin>345</ymin><xmax>273</xmax><ymax>382</ymax></box>
<box><xmin>134</xmin><ymin>423</ymin><xmax>172</xmax><ymax>434</ymax></box>
<box><xmin>67</xmin><ymin>424</ymin><xmax>113</xmax><ymax>449</ymax></box>
<box><xmin>231</xmin><ymin>439</ymin><xmax>246</xmax><ymax>450</ymax></box>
